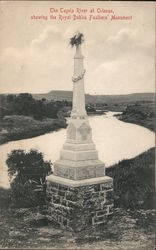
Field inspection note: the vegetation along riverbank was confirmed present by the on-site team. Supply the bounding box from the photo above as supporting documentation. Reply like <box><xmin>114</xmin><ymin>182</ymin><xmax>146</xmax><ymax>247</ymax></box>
<box><xmin>0</xmin><ymin>115</ymin><xmax>66</xmax><ymax>145</ymax></box>
<box><xmin>116</xmin><ymin>102</ymin><xmax>155</xmax><ymax>131</ymax></box>
<box><xmin>0</xmin><ymin>93</ymin><xmax>67</xmax><ymax>145</ymax></box>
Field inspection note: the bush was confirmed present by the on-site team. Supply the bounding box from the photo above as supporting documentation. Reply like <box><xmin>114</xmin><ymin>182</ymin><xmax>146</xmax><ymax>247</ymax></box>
<box><xmin>6</xmin><ymin>149</ymin><xmax>52</xmax><ymax>208</ymax></box>
<box><xmin>0</xmin><ymin>188</ymin><xmax>11</xmax><ymax>209</ymax></box>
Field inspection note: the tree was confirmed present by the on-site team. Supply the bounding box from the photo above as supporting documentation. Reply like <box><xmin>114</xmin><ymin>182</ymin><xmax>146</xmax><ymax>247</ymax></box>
<box><xmin>6</xmin><ymin>149</ymin><xmax>52</xmax><ymax>208</ymax></box>
<box><xmin>14</xmin><ymin>93</ymin><xmax>35</xmax><ymax>116</ymax></box>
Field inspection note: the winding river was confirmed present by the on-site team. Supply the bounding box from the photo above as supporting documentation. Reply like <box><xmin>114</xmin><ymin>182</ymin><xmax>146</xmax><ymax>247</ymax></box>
<box><xmin>0</xmin><ymin>112</ymin><xmax>155</xmax><ymax>188</ymax></box>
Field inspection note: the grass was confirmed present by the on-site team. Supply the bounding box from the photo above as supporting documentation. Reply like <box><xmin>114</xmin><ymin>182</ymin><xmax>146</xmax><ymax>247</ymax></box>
<box><xmin>106</xmin><ymin>148</ymin><xmax>155</xmax><ymax>210</ymax></box>
<box><xmin>0</xmin><ymin>206</ymin><xmax>155</xmax><ymax>249</ymax></box>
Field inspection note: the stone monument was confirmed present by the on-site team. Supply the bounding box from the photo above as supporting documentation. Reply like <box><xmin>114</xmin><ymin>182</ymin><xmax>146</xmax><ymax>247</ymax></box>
<box><xmin>46</xmin><ymin>32</ymin><xmax>113</xmax><ymax>231</ymax></box>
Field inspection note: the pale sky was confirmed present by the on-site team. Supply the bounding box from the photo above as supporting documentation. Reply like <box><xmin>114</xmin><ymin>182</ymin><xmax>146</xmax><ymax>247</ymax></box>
<box><xmin>0</xmin><ymin>1</ymin><xmax>155</xmax><ymax>95</ymax></box>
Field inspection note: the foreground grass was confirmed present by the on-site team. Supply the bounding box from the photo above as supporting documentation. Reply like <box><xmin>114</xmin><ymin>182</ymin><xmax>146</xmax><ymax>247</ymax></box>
<box><xmin>0</xmin><ymin>206</ymin><xmax>155</xmax><ymax>249</ymax></box>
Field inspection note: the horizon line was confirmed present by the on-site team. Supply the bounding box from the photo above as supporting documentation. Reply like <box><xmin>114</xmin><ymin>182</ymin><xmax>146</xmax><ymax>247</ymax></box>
<box><xmin>0</xmin><ymin>90</ymin><xmax>155</xmax><ymax>96</ymax></box>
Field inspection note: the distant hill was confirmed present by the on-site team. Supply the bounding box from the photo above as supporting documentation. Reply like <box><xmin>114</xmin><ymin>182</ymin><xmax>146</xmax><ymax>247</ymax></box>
<box><xmin>33</xmin><ymin>91</ymin><xmax>155</xmax><ymax>104</ymax></box>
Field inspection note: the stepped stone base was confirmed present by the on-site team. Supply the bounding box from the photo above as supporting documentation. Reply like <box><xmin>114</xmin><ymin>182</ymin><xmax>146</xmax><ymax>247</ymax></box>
<box><xmin>46</xmin><ymin>175</ymin><xmax>113</xmax><ymax>232</ymax></box>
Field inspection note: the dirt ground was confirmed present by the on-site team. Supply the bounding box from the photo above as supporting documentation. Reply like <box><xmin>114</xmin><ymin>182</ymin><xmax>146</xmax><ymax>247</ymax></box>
<box><xmin>0</xmin><ymin>207</ymin><xmax>155</xmax><ymax>250</ymax></box>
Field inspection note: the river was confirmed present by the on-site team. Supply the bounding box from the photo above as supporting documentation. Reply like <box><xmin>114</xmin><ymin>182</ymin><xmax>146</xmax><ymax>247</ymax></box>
<box><xmin>0</xmin><ymin>112</ymin><xmax>155</xmax><ymax>188</ymax></box>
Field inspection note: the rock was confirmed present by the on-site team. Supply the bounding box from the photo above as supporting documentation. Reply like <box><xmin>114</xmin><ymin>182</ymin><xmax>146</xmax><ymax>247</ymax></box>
<box><xmin>38</xmin><ymin>227</ymin><xmax>62</xmax><ymax>236</ymax></box>
<box><xmin>9</xmin><ymin>231</ymin><xmax>25</xmax><ymax>237</ymax></box>
<box><xmin>37</xmin><ymin>237</ymin><xmax>51</xmax><ymax>242</ymax></box>
<box><xmin>15</xmin><ymin>208</ymin><xmax>31</xmax><ymax>217</ymax></box>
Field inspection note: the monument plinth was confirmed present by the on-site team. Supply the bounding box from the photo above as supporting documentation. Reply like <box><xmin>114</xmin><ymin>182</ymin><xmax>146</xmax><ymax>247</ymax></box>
<box><xmin>46</xmin><ymin>33</ymin><xmax>113</xmax><ymax>231</ymax></box>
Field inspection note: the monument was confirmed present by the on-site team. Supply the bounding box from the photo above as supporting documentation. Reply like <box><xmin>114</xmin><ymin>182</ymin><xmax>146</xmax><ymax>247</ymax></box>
<box><xmin>46</xmin><ymin>32</ymin><xmax>113</xmax><ymax>231</ymax></box>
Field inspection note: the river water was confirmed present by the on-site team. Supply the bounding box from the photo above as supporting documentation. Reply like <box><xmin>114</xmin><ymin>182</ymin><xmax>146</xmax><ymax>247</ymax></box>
<box><xmin>0</xmin><ymin>112</ymin><xmax>155</xmax><ymax>188</ymax></box>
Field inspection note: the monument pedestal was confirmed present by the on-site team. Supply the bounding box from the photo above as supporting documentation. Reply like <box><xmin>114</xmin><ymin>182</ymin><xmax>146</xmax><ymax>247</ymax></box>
<box><xmin>46</xmin><ymin>175</ymin><xmax>113</xmax><ymax>232</ymax></box>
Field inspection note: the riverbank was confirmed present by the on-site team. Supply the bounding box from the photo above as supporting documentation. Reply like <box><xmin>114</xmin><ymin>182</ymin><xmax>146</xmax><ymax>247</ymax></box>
<box><xmin>0</xmin><ymin>115</ymin><xmax>67</xmax><ymax>145</ymax></box>
<box><xmin>0</xmin><ymin>112</ymin><xmax>105</xmax><ymax>146</ymax></box>
<box><xmin>116</xmin><ymin>102</ymin><xmax>155</xmax><ymax>131</ymax></box>
<box><xmin>0</xmin><ymin>101</ymin><xmax>154</xmax><ymax>146</ymax></box>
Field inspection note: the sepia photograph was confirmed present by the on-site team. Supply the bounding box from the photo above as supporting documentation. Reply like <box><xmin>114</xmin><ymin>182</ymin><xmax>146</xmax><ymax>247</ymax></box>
<box><xmin>0</xmin><ymin>1</ymin><xmax>155</xmax><ymax>249</ymax></box>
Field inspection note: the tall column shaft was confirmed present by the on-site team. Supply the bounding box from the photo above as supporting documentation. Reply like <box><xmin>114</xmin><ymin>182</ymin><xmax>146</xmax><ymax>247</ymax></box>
<box><xmin>72</xmin><ymin>45</ymin><xmax>86</xmax><ymax>118</ymax></box>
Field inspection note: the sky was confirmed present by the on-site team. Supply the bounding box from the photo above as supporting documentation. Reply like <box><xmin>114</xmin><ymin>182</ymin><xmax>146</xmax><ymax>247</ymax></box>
<box><xmin>0</xmin><ymin>1</ymin><xmax>155</xmax><ymax>95</ymax></box>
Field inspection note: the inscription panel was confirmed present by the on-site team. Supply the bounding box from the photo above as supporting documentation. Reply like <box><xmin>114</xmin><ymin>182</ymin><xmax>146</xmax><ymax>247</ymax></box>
<box><xmin>78</xmin><ymin>122</ymin><xmax>91</xmax><ymax>140</ymax></box>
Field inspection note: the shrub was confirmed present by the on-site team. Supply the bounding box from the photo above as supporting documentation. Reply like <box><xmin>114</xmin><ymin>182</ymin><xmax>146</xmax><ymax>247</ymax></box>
<box><xmin>0</xmin><ymin>187</ymin><xmax>11</xmax><ymax>209</ymax></box>
<box><xmin>6</xmin><ymin>149</ymin><xmax>52</xmax><ymax>208</ymax></box>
